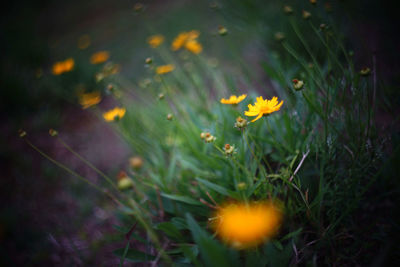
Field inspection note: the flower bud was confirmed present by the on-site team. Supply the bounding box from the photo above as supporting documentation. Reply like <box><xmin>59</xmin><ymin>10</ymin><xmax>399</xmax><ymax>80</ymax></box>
<box><xmin>130</xmin><ymin>156</ymin><xmax>144</xmax><ymax>170</ymax></box>
<box><xmin>49</xmin><ymin>129</ymin><xmax>58</xmax><ymax>137</ymax></box>
<box><xmin>18</xmin><ymin>129</ymin><xmax>27</xmax><ymax>138</ymax></box>
<box><xmin>218</xmin><ymin>26</ymin><xmax>228</xmax><ymax>36</ymax></box>
<box><xmin>292</xmin><ymin>79</ymin><xmax>304</xmax><ymax>91</ymax></box>
<box><xmin>145</xmin><ymin>57</ymin><xmax>153</xmax><ymax>64</ymax></box>
<box><xmin>234</xmin><ymin>116</ymin><xmax>248</xmax><ymax>130</ymax></box>
<box><xmin>274</xmin><ymin>32</ymin><xmax>285</xmax><ymax>42</ymax></box>
<box><xmin>302</xmin><ymin>10</ymin><xmax>311</xmax><ymax>20</ymax></box>
<box><xmin>283</xmin><ymin>5</ymin><xmax>293</xmax><ymax>15</ymax></box>
<box><xmin>360</xmin><ymin>67</ymin><xmax>371</xmax><ymax>76</ymax></box>
<box><xmin>223</xmin><ymin>143</ymin><xmax>236</xmax><ymax>157</ymax></box>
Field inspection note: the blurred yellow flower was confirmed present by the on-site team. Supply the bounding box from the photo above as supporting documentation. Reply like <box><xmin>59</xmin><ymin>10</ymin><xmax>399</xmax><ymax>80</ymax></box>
<box><xmin>156</xmin><ymin>64</ymin><xmax>175</xmax><ymax>75</ymax></box>
<box><xmin>52</xmin><ymin>58</ymin><xmax>75</xmax><ymax>75</ymax></box>
<box><xmin>148</xmin><ymin>34</ymin><xmax>164</xmax><ymax>48</ymax></box>
<box><xmin>90</xmin><ymin>51</ymin><xmax>110</xmax><ymax>64</ymax></box>
<box><xmin>212</xmin><ymin>201</ymin><xmax>282</xmax><ymax>249</ymax></box>
<box><xmin>185</xmin><ymin>39</ymin><xmax>202</xmax><ymax>54</ymax></box>
<box><xmin>79</xmin><ymin>91</ymin><xmax>101</xmax><ymax>109</ymax></box>
<box><xmin>220</xmin><ymin>94</ymin><xmax>247</xmax><ymax>104</ymax></box>
<box><xmin>244</xmin><ymin>96</ymin><xmax>283</xmax><ymax>122</ymax></box>
<box><xmin>103</xmin><ymin>107</ymin><xmax>126</xmax><ymax>121</ymax></box>
<box><xmin>77</xmin><ymin>35</ymin><xmax>91</xmax><ymax>50</ymax></box>
<box><xmin>171</xmin><ymin>30</ymin><xmax>202</xmax><ymax>54</ymax></box>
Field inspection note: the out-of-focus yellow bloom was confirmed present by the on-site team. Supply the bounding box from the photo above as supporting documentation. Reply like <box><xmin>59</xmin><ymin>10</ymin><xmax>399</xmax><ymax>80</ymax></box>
<box><xmin>79</xmin><ymin>91</ymin><xmax>101</xmax><ymax>109</ymax></box>
<box><xmin>156</xmin><ymin>64</ymin><xmax>175</xmax><ymax>74</ymax></box>
<box><xmin>220</xmin><ymin>94</ymin><xmax>247</xmax><ymax>104</ymax></box>
<box><xmin>52</xmin><ymin>58</ymin><xmax>75</xmax><ymax>75</ymax></box>
<box><xmin>185</xmin><ymin>39</ymin><xmax>202</xmax><ymax>54</ymax></box>
<box><xmin>90</xmin><ymin>51</ymin><xmax>110</xmax><ymax>64</ymax></box>
<box><xmin>103</xmin><ymin>107</ymin><xmax>126</xmax><ymax>121</ymax></box>
<box><xmin>245</xmin><ymin>96</ymin><xmax>283</xmax><ymax>122</ymax></box>
<box><xmin>148</xmin><ymin>34</ymin><xmax>165</xmax><ymax>48</ymax></box>
<box><xmin>78</xmin><ymin>35</ymin><xmax>91</xmax><ymax>50</ymax></box>
<box><xmin>171</xmin><ymin>30</ymin><xmax>202</xmax><ymax>54</ymax></box>
<box><xmin>212</xmin><ymin>201</ymin><xmax>283</xmax><ymax>249</ymax></box>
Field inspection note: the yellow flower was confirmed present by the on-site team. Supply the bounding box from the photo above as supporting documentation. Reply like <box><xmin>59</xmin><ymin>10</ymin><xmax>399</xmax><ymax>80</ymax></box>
<box><xmin>103</xmin><ymin>107</ymin><xmax>126</xmax><ymax>121</ymax></box>
<box><xmin>184</xmin><ymin>40</ymin><xmax>202</xmax><ymax>54</ymax></box>
<box><xmin>148</xmin><ymin>34</ymin><xmax>164</xmax><ymax>48</ymax></box>
<box><xmin>90</xmin><ymin>51</ymin><xmax>110</xmax><ymax>64</ymax></box>
<box><xmin>156</xmin><ymin>64</ymin><xmax>175</xmax><ymax>75</ymax></box>
<box><xmin>77</xmin><ymin>35</ymin><xmax>91</xmax><ymax>50</ymax></box>
<box><xmin>220</xmin><ymin>94</ymin><xmax>247</xmax><ymax>104</ymax></box>
<box><xmin>212</xmin><ymin>201</ymin><xmax>283</xmax><ymax>249</ymax></box>
<box><xmin>171</xmin><ymin>30</ymin><xmax>201</xmax><ymax>54</ymax></box>
<box><xmin>79</xmin><ymin>91</ymin><xmax>101</xmax><ymax>109</ymax></box>
<box><xmin>244</xmin><ymin>96</ymin><xmax>283</xmax><ymax>122</ymax></box>
<box><xmin>52</xmin><ymin>58</ymin><xmax>75</xmax><ymax>75</ymax></box>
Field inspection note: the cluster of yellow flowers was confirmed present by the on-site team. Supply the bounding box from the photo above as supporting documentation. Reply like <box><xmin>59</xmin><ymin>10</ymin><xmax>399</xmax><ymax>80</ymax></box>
<box><xmin>220</xmin><ymin>94</ymin><xmax>283</xmax><ymax>122</ymax></box>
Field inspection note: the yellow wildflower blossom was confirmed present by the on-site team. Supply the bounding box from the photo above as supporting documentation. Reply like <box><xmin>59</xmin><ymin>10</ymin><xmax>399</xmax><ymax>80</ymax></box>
<box><xmin>79</xmin><ymin>91</ymin><xmax>101</xmax><ymax>109</ymax></box>
<box><xmin>103</xmin><ymin>107</ymin><xmax>126</xmax><ymax>121</ymax></box>
<box><xmin>185</xmin><ymin>39</ymin><xmax>202</xmax><ymax>54</ymax></box>
<box><xmin>147</xmin><ymin>34</ymin><xmax>164</xmax><ymax>48</ymax></box>
<box><xmin>52</xmin><ymin>58</ymin><xmax>75</xmax><ymax>75</ymax></box>
<box><xmin>244</xmin><ymin>96</ymin><xmax>283</xmax><ymax>122</ymax></box>
<box><xmin>220</xmin><ymin>94</ymin><xmax>247</xmax><ymax>105</ymax></box>
<box><xmin>212</xmin><ymin>201</ymin><xmax>283</xmax><ymax>249</ymax></box>
<box><xmin>171</xmin><ymin>30</ymin><xmax>201</xmax><ymax>54</ymax></box>
<box><xmin>156</xmin><ymin>64</ymin><xmax>175</xmax><ymax>75</ymax></box>
<box><xmin>90</xmin><ymin>51</ymin><xmax>110</xmax><ymax>64</ymax></box>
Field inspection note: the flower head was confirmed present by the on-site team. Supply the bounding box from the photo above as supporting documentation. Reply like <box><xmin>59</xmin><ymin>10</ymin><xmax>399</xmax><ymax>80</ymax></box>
<box><xmin>147</xmin><ymin>34</ymin><xmax>164</xmax><ymax>48</ymax></box>
<box><xmin>52</xmin><ymin>58</ymin><xmax>75</xmax><ymax>75</ymax></box>
<box><xmin>103</xmin><ymin>107</ymin><xmax>126</xmax><ymax>121</ymax></box>
<box><xmin>171</xmin><ymin>30</ymin><xmax>202</xmax><ymax>54</ymax></box>
<box><xmin>292</xmin><ymin>79</ymin><xmax>304</xmax><ymax>91</ymax></box>
<box><xmin>130</xmin><ymin>156</ymin><xmax>144</xmax><ymax>170</ymax></box>
<box><xmin>223</xmin><ymin>144</ymin><xmax>236</xmax><ymax>157</ymax></box>
<box><xmin>156</xmin><ymin>64</ymin><xmax>175</xmax><ymax>75</ymax></box>
<box><xmin>90</xmin><ymin>51</ymin><xmax>110</xmax><ymax>64</ymax></box>
<box><xmin>79</xmin><ymin>91</ymin><xmax>101</xmax><ymax>109</ymax></box>
<box><xmin>244</xmin><ymin>96</ymin><xmax>283</xmax><ymax>122</ymax></box>
<box><xmin>212</xmin><ymin>201</ymin><xmax>283</xmax><ymax>249</ymax></box>
<box><xmin>234</xmin><ymin>116</ymin><xmax>248</xmax><ymax>130</ymax></box>
<box><xmin>184</xmin><ymin>39</ymin><xmax>202</xmax><ymax>54</ymax></box>
<box><xmin>200</xmin><ymin>132</ymin><xmax>216</xmax><ymax>143</ymax></box>
<box><xmin>220</xmin><ymin>94</ymin><xmax>247</xmax><ymax>105</ymax></box>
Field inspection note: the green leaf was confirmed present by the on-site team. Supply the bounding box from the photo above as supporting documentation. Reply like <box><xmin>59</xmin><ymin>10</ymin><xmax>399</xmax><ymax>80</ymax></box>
<box><xmin>161</xmin><ymin>193</ymin><xmax>202</xmax><ymax>206</ymax></box>
<box><xmin>186</xmin><ymin>213</ymin><xmax>239</xmax><ymax>267</ymax></box>
<box><xmin>113</xmin><ymin>248</ymin><xmax>156</xmax><ymax>263</ymax></box>
<box><xmin>196</xmin><ymin>177</ymin><xmax>232</xmax><ymax>197</ymax></box>
<box><xmin>156</xmin><ymin>222</ymin><xmax>184</xmax><ymax>240</ymax></box>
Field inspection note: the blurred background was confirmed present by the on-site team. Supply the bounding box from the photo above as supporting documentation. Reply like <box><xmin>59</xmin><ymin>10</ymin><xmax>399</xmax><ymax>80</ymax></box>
<box><xmin>1</xmin><ymin>0</ymin><xmax>399</xmax><ymax>266</ymax></box>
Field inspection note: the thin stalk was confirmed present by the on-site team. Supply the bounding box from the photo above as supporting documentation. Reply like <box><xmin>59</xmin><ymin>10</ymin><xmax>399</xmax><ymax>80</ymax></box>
<box><xmin>24</xmin><ymin>138</ymin><xmax>122</xmax><ymax>206</ymax></box>
<box><xmin>56</xmin><ymin>137</ymin><xmax>120</xmax><ymax>192</ymax></box>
